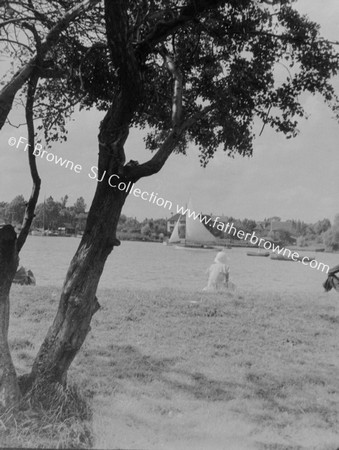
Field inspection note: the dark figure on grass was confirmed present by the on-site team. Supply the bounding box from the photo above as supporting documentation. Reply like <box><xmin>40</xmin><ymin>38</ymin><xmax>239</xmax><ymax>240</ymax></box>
<box><xmin>323</xmin><ymin>264</ymin><xmax>339</xmax><ymax>293</ymax></box>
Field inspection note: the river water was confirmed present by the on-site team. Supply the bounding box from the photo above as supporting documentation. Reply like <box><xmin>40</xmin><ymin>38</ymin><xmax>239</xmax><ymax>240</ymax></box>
<box><xmin>18</xmin><ymin>237</ymin><xmax>338</xmax><ymax>295</ymax></box>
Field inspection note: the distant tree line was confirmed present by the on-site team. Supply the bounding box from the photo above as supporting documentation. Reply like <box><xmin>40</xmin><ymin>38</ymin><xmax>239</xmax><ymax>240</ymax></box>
<box><xmin>1</xmin><ymin>195</ymin><xmax>338</xmax><ymax>248</ymax></box>
<box><xmin>205</xmin><ymin>217</ymin><xmax>257</xmax><ymax>238</ymax></box>
<box><xmin>204</xmin><ymin>215</ymin><xmax>333</xmax><ymax>248</ymax></box>
<box><xmin>117</xmin><ymin>215</ymin><xmax>167</xmax><ymax>241</ymax></box>
<box><xmin>0</xmin><ymin>195</ymin><xmax>167</xmax><ymax>240</ymax></box>
<box><xmin>321</xmin><ymin>215</ymin><xmax>339</xmax><ymax>251</ymax></box>
<box><xmin>0</xmin><ymin>195</ymin><xmax>87</xmax><ymax>232</ymax></box>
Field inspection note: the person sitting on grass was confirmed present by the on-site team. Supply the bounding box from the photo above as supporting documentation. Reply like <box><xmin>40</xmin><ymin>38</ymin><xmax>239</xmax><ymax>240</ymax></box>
<box><xmin>203</xmin><ymin>248</ymin><xmax>231</xmax><ymax>292</ymax></box>
<box><xmin>323</xmin><ymin>264</ymin><xmax>339</xmax><ymax>293</ymax></box>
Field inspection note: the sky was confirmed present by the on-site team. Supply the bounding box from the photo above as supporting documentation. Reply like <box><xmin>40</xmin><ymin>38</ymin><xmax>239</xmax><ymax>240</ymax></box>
<box><xmin>1</xmin><ymin>0</ymin><xmax>339</xmax><ymax>223</ymax></box>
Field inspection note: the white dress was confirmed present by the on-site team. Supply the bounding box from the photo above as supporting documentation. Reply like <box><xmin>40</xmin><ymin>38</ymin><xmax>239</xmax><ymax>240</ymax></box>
<box><xmin>203</xmin><ymin>251</ymin><xmax>230</xmax><ymax>292</ymax></box>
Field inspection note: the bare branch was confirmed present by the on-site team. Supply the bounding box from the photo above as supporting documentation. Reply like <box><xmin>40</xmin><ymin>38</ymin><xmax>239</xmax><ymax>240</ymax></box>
<box><xmin>0</xmin><ymin>0</ymin><xmax>101</xmax><ymax>131</ymax></box>
<box><xmin>258</xmin><ymin>104</ymin><xmax>272</xmax><ymax>137</ymax></box>
<box><xmin>22</xmin><ymin>21</ymin><xmax>42</xmax><ymax>51</ymax></box>
<box><xmin>324</xmin><ymin>39</ymin><xmax>339</xmax><ymax>46</ymax></box>
<box><xmin>0</xmin><ymin>38</ymin><xmax>34</xmax><ymax>53</ymax></box>
<box><xmin>5</xmin><ymin>118</ymin><xmax>27</xmax><ymax>128</ymax></box>
<box><xmin>0</xmin><ymin>16</ymin><xmax>37</xmax><ymax>28</ymax></box>
<box><xmin>17</xmin><ymin>72</ymin><xmax>41</xmax><ymax>253</ymax></box>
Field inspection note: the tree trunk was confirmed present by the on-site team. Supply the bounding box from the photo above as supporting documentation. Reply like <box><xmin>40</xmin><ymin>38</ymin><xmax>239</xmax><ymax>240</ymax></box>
<box><xmin>0</xmin><ymin>225</ymin><xmax>20</xmax><ymax>411</ymax></box>
<box><xmin>28</xmin><ymin>184</ymin><xmax>128</xmax><ymax>386</ymax></box>
<box><xmin>27</xmin><ymin>0</ymin><xmax>144</xmax><ymax>388</ymax></box>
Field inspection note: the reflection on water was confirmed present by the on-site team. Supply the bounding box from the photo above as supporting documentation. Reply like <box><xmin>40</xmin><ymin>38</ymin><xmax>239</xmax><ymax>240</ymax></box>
<box><xmin>18</xmin><ymin>237</ymin><xmax>337</xmax><ymax>293</ymax></box>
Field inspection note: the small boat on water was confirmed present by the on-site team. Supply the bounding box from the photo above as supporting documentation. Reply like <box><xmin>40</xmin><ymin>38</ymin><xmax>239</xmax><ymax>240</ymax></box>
<box><xmin>175</xmin><ymin>244</ymin><xmax>216</xmax><ymax>250</ymax></box>
<box><xmin>247</xmin><ymin>250</ymin><xmax>270</xmax><ymax>257</ymax></box>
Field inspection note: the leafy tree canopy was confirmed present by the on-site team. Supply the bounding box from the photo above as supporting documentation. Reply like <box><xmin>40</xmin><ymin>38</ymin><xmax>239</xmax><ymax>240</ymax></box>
<box><xmin>323</xmin><ymin>214</ymin><xmax>339</xmax><ymax>251</ymax></box>
<box><xmin>6</xmin><ymin>195</ymin><xmax>26</xmax><ymax>224</ymax></box>
<box><xmin>72</xmin><ymin>196</ymin><xmax>87</xmax><ymax>214</ymax></box>
<box><xmin>1</xmin><ymin>0</ymin><xmax>338</xmax><ymax>166</ymax></box>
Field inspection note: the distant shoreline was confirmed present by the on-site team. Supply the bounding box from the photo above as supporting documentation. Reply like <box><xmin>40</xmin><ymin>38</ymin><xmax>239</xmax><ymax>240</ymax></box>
<box><xmin>26</xmin><ymin>233</ymin><xmax>338</xmax><ymax>254</ymax></box>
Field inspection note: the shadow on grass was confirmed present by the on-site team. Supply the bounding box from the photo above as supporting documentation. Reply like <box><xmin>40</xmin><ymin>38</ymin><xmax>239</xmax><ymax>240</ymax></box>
<box><xmin>106</xmin><ymin>344</ymin><xmax>238</xmax><ymax>402</ymax></box>
<box><xmin>245</xmin><ymin>371</ymin><xmax>339</xmax><ymax>429</ymax></box>
<box><xmin>319</xmin><ymin>313</ymin><xmax>339</xmax><ymax>324</ymax></box>
<box><xmin>105</xmin><ymin>345</ymin><xmax>339</xmax><ymax>426</ymax></box>
<box><xmin>91</xmin><ymin>344</ymin><xmax>339</xmax><ymax>449</ymax></box>
<box><xmin>107</xmin><ymin>344</ymin><xmax>175</xmax><ymax>383</ymax></box>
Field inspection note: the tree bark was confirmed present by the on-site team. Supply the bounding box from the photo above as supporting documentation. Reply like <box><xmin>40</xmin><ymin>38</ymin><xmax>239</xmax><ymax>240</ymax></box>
<box><xmin>26</xmin><ymin>0</ymin><xmax>210</xmax><ymax>388</ymax></box>
<box><xmin>17</xmin><ymin>73</ymin><xmax>41</xmax><ymax>253</ymax></box>
<box><xmin>28</xmin><ymin>165</ymin><xmax>128</xmax><ymax>386</ymax></box>
<box><xmin>0</xmin><ymin>225</ymin><xmax>20</xmax><ymax>411</ymax></box>
<box><xmin>27</xmin><ymin>0</ymin><xmax>141</xmax><ymax>389</ymax></box>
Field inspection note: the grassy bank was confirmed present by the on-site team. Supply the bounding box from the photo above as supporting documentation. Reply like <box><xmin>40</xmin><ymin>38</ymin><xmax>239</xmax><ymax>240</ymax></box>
<box><xmin>2</xmin><ymin>285</ymin><xmax>339</xmax><ymax>449</ymax></box>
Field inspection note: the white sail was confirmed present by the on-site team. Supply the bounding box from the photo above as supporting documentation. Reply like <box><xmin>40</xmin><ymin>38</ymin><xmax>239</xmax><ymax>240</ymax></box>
<box><xmin>168</xmin><ymin>217</ymin><xmax>181</xmax><ymax>243</ymax></box>
<box><xmin>185</xmin><ymin>199</ymin><xmax>217</xmax><ymax>244</ymax></box>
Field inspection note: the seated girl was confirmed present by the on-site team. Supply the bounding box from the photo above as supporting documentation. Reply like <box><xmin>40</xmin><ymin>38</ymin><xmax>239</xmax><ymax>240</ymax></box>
<box><xmin>203</xmin><ymin>249</ymin><xmax>231</xmax><ymax>292</ymax></box>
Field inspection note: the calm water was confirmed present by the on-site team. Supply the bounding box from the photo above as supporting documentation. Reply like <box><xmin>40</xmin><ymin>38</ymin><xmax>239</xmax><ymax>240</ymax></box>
<box><xmin>18</xmin><ymin>237</ymin><xmax>339</xmax><ymax>295</ymax></box>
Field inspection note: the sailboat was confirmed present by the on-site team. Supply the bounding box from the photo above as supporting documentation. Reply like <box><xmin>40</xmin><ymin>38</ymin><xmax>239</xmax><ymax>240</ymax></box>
<box><xmin>168</xmin><ymin>200</ymin><xmax>218</xmax><ymax>249</ymax></box>
<box><xmin>168</xmin><ymin>216</ymin><xmax>181</xmax><ymax>244</ymax></box>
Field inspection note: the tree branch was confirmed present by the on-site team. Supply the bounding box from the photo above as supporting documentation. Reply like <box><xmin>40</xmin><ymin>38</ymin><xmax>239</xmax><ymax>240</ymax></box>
<box><xmin>324</xmin><ymin>39</ymin><xmax>339</xmax><ymax>46</ymax></box>
<box><xmin>0</xmin><ymin>0</ymin><xmax>101</xmax><ymax>131</ymax></box>
<box><xmin>0</xmin><ymin>38</ymin><xmax>34</xmax><ymax>53</ymax></box>
<box><xmin>17</xmin><ymin>73</ymin><xmax>41</xmax><ymax>253</ymax></box>
<box><xmin>104</xmin><ymin>0</ymin><xmax>142</xmax><ymax>94</ymax></box>
<box><xmin>96</xmin><ymin>1</ymin><xmax>145</xmax><ymax>178</ymax></box>
<box><xmin>136</xmin><ymin>0</ymin><xmax>226</xmax><ymax>58</ymax></box>
<box><xmin>125</xmin><ymin>106</ymin><xmax>213</xmax><ymax>180</ymax></box>
<box><xmin>0</xmin><ymin>16</ymin><xmax>37</xmax><ymax>29</ymax></box>
<box><xmin>123</xmin><ymin>46</ymin><xmax>187</xmax><ymax>180</ymax></box>
<box><xmin>22</xmin><ymin>21</ymin><xmax>42</xmax><ymax>51</ymax></box>
<box><xmin>160</xmin><ymin>47</ymin><xmax>183</xmax><ymax>126</ymax></box>
<box><xmin>5</xmin><ymin>118</ymin><xmax>27</xmax><ymax>128</ymax></box>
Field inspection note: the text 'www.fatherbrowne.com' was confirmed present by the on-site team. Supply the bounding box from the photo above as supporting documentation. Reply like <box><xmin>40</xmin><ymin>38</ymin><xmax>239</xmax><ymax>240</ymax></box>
<box><xmin>8</xmin><ymin>135</ymin><xmax>329</xmax><ymax>273</ymax></box>
<box><xmin>175</xmin><ymin>206</ymin><xmax>329</xmax><ymax>274</ymax></box>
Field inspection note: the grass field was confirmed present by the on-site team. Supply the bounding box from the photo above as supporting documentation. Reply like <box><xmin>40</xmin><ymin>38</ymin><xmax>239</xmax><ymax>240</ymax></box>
<box><xmin>2</xmin><ymin>284</ymin><xmax>339</xmax><ymax>449</ymax></box>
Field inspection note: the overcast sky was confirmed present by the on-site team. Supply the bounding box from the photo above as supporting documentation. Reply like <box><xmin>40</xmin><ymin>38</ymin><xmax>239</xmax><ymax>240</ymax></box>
<box><xmin>1</xmin><ymin>0</ymin><xmax>339</xmax><ymax>223</ymax></box>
